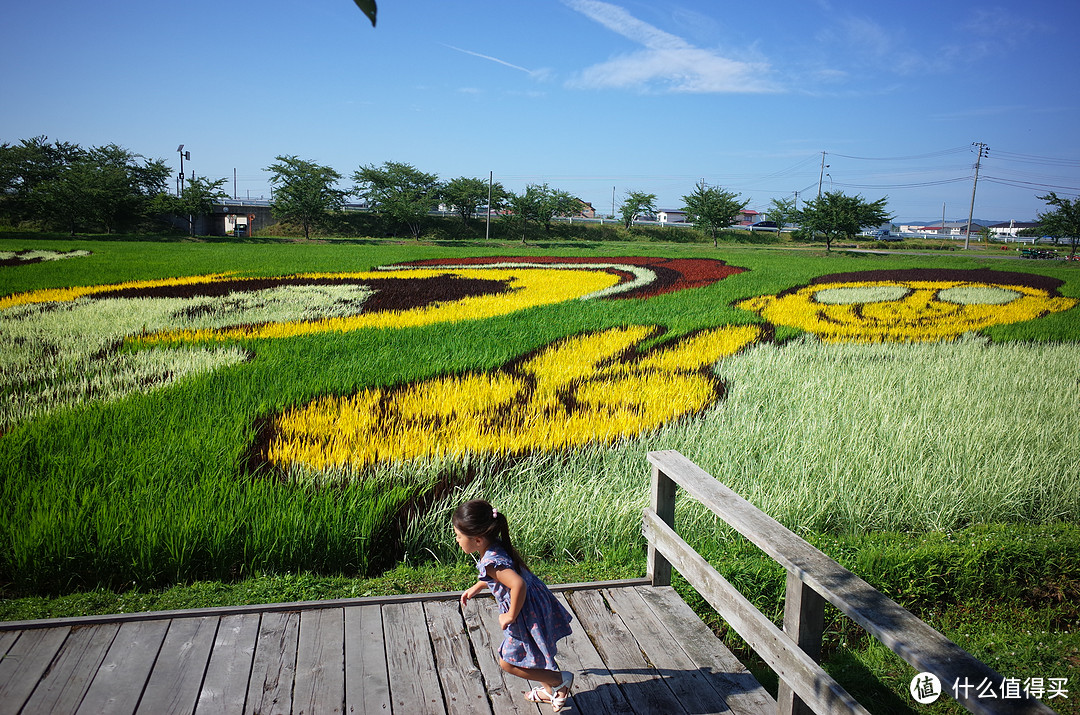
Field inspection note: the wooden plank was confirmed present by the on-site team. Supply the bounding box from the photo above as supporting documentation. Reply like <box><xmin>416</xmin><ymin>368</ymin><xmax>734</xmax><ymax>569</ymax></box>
<box><xmin>778</xmin><ymin>573</ymin><xmax>826</xmax><ymax>715</ymax></box>
<box><xmin>551</xmin><ymin>592</ymin><xmax>634</xmax><ymax>715</ymax></box>
<box><xmin>20</xmin><ymin>623</ymin><xmax>120</xmax><ymax>715</ymax></box>
<box><xmin>648</xmin><ymin>463</ymin><xmax>676</xmax><ymax>587</ymax></box>
<box><xmin>565</xmin><ymin>589</ymin><xmax>687</xmax><ymax>715</ymax></box>
<box><xmin>135</xmin><ymin>616</ymin><xmax>218</xmax><ymax>715</ymax></box>
<box><xmin>634</xmin><ymin>586</ymin><xmax>774</xmax><ymax>715</ymax></box>
<box><xmin>647</xmin><ymin>450</ymin><xmax>1053</xmax><ymax>715</ymax></box>
<box><xmin>425</xmin><ymin>599</ymin><xmax>492</xmax><ymax>715</ymax></box>
<box><xmin>0</xmin><ymin>580</ymin><xmax>651</xmax><ymax>632</ymax></box>
<box><xmin>603</xmin><ymin>587</ymin><xmax>734</xmax><ymax>715</ymax></box>
<box><xmin>0</xmin><ymin>630</ymin><xmax>19</xmax><ymax>656</ymax></box>
<box><xmin>643</xmin><ymin>508</ymin><xmax>869</xmax><ymax>715</ymax></box>
<box><xmin>343</xmin><ymin>604</ymin><xmax>391</xmax><ymax>715</ymax></box>
<box><xmin>74</xmin><ymin>619</ymin><xmax>170</xmax><ymax>715</ymax></box>
<box><xmin>244</xmin><ymin>610</ymin><xmax>299</xmax><ymax>715</ymax></box>
<box><xmin>463</xmin><ymin>595</ymin><xmax>541</xmax><ymax>715</ymax></box>
<box><xmin>294</xmin><ymin>608</ymin><xmax>345</xmax><ymax>715</ymax></box>
<box><xmin>0</xmin><ymin>626</ymin><xmax>71</xmax><ymax>713</ymax></box>
<box><xmin>383</xmin><ymin>601</ymin><xmax>444</xmax><ymax>714</ymax></box>
<box><xmin>195</xmin><ymin>612</ymin><xmax>260</xmax><ymax>715</ymax></box>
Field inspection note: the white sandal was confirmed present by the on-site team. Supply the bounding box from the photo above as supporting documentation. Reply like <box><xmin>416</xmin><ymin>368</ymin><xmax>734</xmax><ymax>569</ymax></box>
<box><xmin>525</xmin><ymin>685</ymin><xmax>552</xmax><ymax>704</ymax></box>
<box><xmin>550</xmin><ymin>671</ymin><xmax>574</xmax><ymax>712</ymax></box>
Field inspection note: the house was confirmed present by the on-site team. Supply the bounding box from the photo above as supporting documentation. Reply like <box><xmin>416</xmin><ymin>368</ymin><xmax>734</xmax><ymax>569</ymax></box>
<box><xmin>738</xmin><ymin>209</ymin><xmax>760</xmax><ymax>226</ymax></box>
<box><xmin>898</xmin><ymin>220</ymin><xmax>992</xmax><ymax>237</ymax></box>
<box><xmin>657</xmin><ymin>209</ymin><xmax>688</xmax><ymax>223</ymax></box>
<box><xmin>989</xmin><ymin>220</ymin><xmax>1039</xmax><ymax>238</ymax></box>
<box><xmin>574</xmin><ymin>200</ymin><xmax>597</xmax><ymax>219</ymax></box>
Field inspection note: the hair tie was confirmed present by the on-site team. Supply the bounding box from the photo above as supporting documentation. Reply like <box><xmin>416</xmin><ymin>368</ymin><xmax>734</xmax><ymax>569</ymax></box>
<box><xmin>492</xmin><ymin>508</ymin><xmax>499</xmax><ymax>519</ymax></box>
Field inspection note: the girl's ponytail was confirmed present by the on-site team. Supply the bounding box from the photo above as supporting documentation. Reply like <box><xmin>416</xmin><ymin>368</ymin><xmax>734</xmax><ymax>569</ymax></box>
<box><xmin>453</xmin><ymin>499</ymin><xmax>529</xmax><ymax>572</ymax></box>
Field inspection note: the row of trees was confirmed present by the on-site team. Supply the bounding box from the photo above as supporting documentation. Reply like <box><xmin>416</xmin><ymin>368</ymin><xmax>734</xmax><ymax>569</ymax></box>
<box><xmin>3</xmin><ymin>136</ymin><xmax>1072</xmax><ymax>249</ymax></box>
<box><xmin>619</xmin><ymin>183</ymin><xmax>891</xmax><ymax>251</ymax></box>
<box><xmin>266</xmin><ymin>156</ymin><xmax>586</xmax><ymax>241</ymax></box>
<box><xmin>0</xmin><ymin>136</ymin><xmax>231</xmax><ymax>235</ymax></box>
<box><xmin>267</xmin><ymin>155</ymin><xmax>894</xmax><ymax>249</ymax></box>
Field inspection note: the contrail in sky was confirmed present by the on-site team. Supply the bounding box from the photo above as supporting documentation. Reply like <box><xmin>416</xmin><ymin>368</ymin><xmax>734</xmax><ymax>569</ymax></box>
<box><xmin>442</xmin><ymin>44</ymin><xmax>537</xmax><ymax>75</ymax></box>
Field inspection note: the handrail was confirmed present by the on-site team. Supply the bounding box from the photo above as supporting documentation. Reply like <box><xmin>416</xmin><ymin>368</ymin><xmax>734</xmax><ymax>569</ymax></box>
<box><xmin>643</xmin><ymin>449</ymin><xmax>1054</xmax><ymax>715</ymax></box>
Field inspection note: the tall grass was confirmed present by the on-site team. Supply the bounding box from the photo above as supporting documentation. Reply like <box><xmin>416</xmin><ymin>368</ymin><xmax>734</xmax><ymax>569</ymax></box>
<box><xmin>403</xmin><ymin>335</ymin><xmax>1080</xmax><ymax>564</ymax></box>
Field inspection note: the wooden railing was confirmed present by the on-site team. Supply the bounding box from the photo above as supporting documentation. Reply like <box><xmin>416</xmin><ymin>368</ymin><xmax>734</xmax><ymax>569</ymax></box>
<box><xmin>642</xmin><ymin>450</ymin><xmax>1055</xmax><ymax>715</ymax></box>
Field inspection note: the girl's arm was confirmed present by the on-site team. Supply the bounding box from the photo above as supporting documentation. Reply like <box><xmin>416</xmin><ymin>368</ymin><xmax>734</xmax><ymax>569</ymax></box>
<box><xmin>460</xmin><ymin>579</ymin><xmax>487</xmax><ymax>608</ymax></box>
<box><xmin>489</xmin><ymin>565</ymin><xmax>527</xmax><ymax>630</ymax></box>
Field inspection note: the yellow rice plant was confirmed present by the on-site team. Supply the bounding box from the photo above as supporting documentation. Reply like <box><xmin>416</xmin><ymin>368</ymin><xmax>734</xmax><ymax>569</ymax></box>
<box><xmin>265</xmin><ymin>323</ymin><xmax>763</xmax><ymax>472</ymax></box>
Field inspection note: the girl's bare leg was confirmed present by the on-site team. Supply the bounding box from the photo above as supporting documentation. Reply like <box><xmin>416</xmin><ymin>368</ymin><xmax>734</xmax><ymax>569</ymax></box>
<box><xmin>499</xmin><ymin>659</ymin><xmax>568</xmax><ymax>696</ymax></box>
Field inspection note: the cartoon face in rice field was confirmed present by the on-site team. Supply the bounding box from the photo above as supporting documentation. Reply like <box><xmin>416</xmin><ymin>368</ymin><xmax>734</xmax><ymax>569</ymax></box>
<box><xmin>0</xmin><ymin>257</ymin><xmax>743</xmax><ymax>433</ymax></box>
<box><xmin>736</xmin><ymin>269</ymin><xmax>1077</xmax><ymax>343</ymax></box>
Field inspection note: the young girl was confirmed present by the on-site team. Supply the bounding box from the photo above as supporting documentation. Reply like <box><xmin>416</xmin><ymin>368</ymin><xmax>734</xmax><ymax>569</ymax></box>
<box><xmin>454</xmin><ymin>499</ymin><xmax>575</xmax><ymax>711</ymax></box>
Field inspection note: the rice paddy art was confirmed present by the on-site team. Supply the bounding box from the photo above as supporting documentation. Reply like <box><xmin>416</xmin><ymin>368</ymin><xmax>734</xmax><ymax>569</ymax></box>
<box><xmin>0</xmin><ymin>256</ymin><xmax>743</xmax><ymax>431</ymax></box>
<box><xmin>0</xmin><ymin>249</ymin><xmax>91</xmax><ymax>267</ymax></box>
<box><xmin>737</xmin><ymin>268</ymin><xmax>1077</xmax><ymax>343</ymax></box>
<box><xmin>262</xmin><ymin>323</ymin><xmax>763</xmax><ymax>471</ymax></box>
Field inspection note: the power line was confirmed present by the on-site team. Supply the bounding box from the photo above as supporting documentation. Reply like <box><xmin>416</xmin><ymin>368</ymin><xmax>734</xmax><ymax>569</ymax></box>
<box><xmin>833</xmin><ymin>177</ymin><xmax>971</xmax><ymax>190</ymax></box>
<box><xmin>982</xmin><ymin>176</ymin><xmax>1080</xmax><ymax>193</ymax></box>
<box><xmin>829</xmin><ymin>146</ymin><xmax>970</xmax><ymax>161</ymax></box>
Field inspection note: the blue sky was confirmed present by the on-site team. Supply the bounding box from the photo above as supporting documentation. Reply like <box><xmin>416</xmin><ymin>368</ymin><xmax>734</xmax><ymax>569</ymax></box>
<box><xmin>3</xmin><ymin>0</ymin><xmax>1079</xmax><ymax>222</ymax></box>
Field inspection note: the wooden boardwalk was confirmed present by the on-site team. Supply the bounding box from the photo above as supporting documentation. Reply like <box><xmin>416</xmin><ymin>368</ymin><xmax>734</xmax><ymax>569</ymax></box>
<box><xmin>0</xmin><ymin>581</ymin><xmax>773</xmax><ymax>715</ymax></box>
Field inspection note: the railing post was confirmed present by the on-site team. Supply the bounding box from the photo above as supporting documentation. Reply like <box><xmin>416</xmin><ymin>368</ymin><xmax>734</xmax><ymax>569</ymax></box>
<box><xmin>776</xmin><ymin>571</ymin><xmax>827</xmax><ymax>715</ymax></box>
<box><xmin>647</xmin><ymin>463</ymin><xmax>677</xmax><ymax>587</ymax></box>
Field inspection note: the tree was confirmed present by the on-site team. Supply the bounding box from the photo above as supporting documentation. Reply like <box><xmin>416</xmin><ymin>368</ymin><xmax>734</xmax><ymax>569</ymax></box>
<box><xmin>85</xmin><ymin>144</ymin><xmax>170</xmax><ymax>234</ymax></box>
<box><xmin>0</xmin><ymin>136</ymin><xmax>83</xmax><ymax>225</ymax></box>
<box><xmin>1036</xmin><ymin>192</ymin><xmax>1080</xmax><ymax>256</ymax></box>
<box><xmin>681</xmin><ymin>181</ymin><xmax>749</xmax><ymax>247</ymax></box>
<box><xmin>156</xmin><ymin>175</ymin><xmax>229</xmax><ymax>236</ymax></box>
<box><xmin>535</xmin><ymin>184</ymin><xmax>581</xmax><ymax>232</ymax></box>
<box><xmin>27</xmin><ymin>143</ymin><xmax>168</xmax><ymax>235</ymax></box>
<box><xmin>442</xmin><ymin>175</ymin><xmax>506</xmax><ymax>226</ymax></box>
<box><xmin>619</xmin><ymin>190</ymin><xmax>658</xmax><ymax>229</ymax></box>
<box><xmin>798</xmin><ymin>191</ymin><xmax>891</xmax><ymax>252</ymax></box>
<box><xmin>266</xmin><ymin>155</ymin><xmax>346</xmax><ymax>240</ymax></box>
<box><xmin>503</xmin><ymin>185</ymin><xmax>544</xmax><ymax>243</ymax></box>
<box><xmin>32</xmin><ymin>159</ymin><xmax>97</xmax><ymax>235</ymax></box>
<box><xmin>353</xmin><ymin>161</ymin><xmax>441</xmax><ymax>240</ymax></box>
<box><xmin>765</xmin><ymin>196</ymin><xmax>798</xmax><ymax>235</ymax></box>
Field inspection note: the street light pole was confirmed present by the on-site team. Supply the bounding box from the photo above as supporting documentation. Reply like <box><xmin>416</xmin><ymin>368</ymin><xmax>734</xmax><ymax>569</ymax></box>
<box><xmin>176</xmin><ymin>145</ymin><xmax>190</xmax><ymax>196</ymax></box>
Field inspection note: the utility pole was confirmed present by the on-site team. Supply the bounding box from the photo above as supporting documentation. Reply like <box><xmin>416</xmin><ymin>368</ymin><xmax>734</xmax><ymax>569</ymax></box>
<box><xmin>964</xmin><ymin>142</ymin><xmax>989</xmax><ymax>249</ymax></box>
<box><xmin>793</xmin><ymin>190</ymin><xmax>799</xmax><ymax>211</ymax></box>
<box><xmin>486</xmin><ymin>171</ymin><xmax>492</xmax><ymax>241</ymax></box>
<box><xmin>817</xmin><ymin>151</ymin><xmax>829</xmax><ymax>199</ymax></box>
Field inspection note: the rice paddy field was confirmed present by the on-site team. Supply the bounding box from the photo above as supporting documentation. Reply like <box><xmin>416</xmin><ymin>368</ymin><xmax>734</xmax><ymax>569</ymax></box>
<box><xmin>2</xmin><ymin>235</ymin><xmax>1078</xmax><ymax>713</ymax></box>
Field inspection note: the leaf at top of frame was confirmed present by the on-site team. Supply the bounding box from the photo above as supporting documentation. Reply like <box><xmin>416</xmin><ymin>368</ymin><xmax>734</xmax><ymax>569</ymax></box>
<box><xmin>353</xmin><ymin>0</ymin><xmax>377</xmax><ymax>26</ymax></box>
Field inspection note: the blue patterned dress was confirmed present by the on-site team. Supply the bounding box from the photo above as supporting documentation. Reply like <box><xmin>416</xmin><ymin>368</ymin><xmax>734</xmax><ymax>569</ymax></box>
<box><xmin>477</xmin><ymin>542</ymin><xmax>573</xmax><ymax>671</ymax></box>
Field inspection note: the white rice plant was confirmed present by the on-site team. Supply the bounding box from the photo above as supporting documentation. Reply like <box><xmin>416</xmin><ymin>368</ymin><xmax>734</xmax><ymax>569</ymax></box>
<box><xmin>402</xmin><ymin>334</ymin><xmax>1080</xmax><ymax>560</ymax></box>
<box><xmin>0</xmin><ymin>284</ymin><xmax>374</xmax><ymax>429</ymax></box>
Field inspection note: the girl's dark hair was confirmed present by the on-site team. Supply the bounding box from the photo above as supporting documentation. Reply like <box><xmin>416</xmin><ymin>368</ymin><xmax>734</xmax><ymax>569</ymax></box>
<box><xmin>452</xmin><ymin>499</ymin><xmax>529</xmax><ymax>572</ymax></box>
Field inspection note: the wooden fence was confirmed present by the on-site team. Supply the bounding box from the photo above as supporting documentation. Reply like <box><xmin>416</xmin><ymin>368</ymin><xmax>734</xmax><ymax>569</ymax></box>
<box><xmin>642</xmin><ymin>449</ymin><xmax>1055</xmax><ymax>715</ymax></box>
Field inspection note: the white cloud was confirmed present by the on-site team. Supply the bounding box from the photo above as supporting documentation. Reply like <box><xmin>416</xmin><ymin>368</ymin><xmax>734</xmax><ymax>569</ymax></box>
<box><xmin>562</xmin><ymin>0</ymin><xmax>777</xmax><ymax>93</ymax></box>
